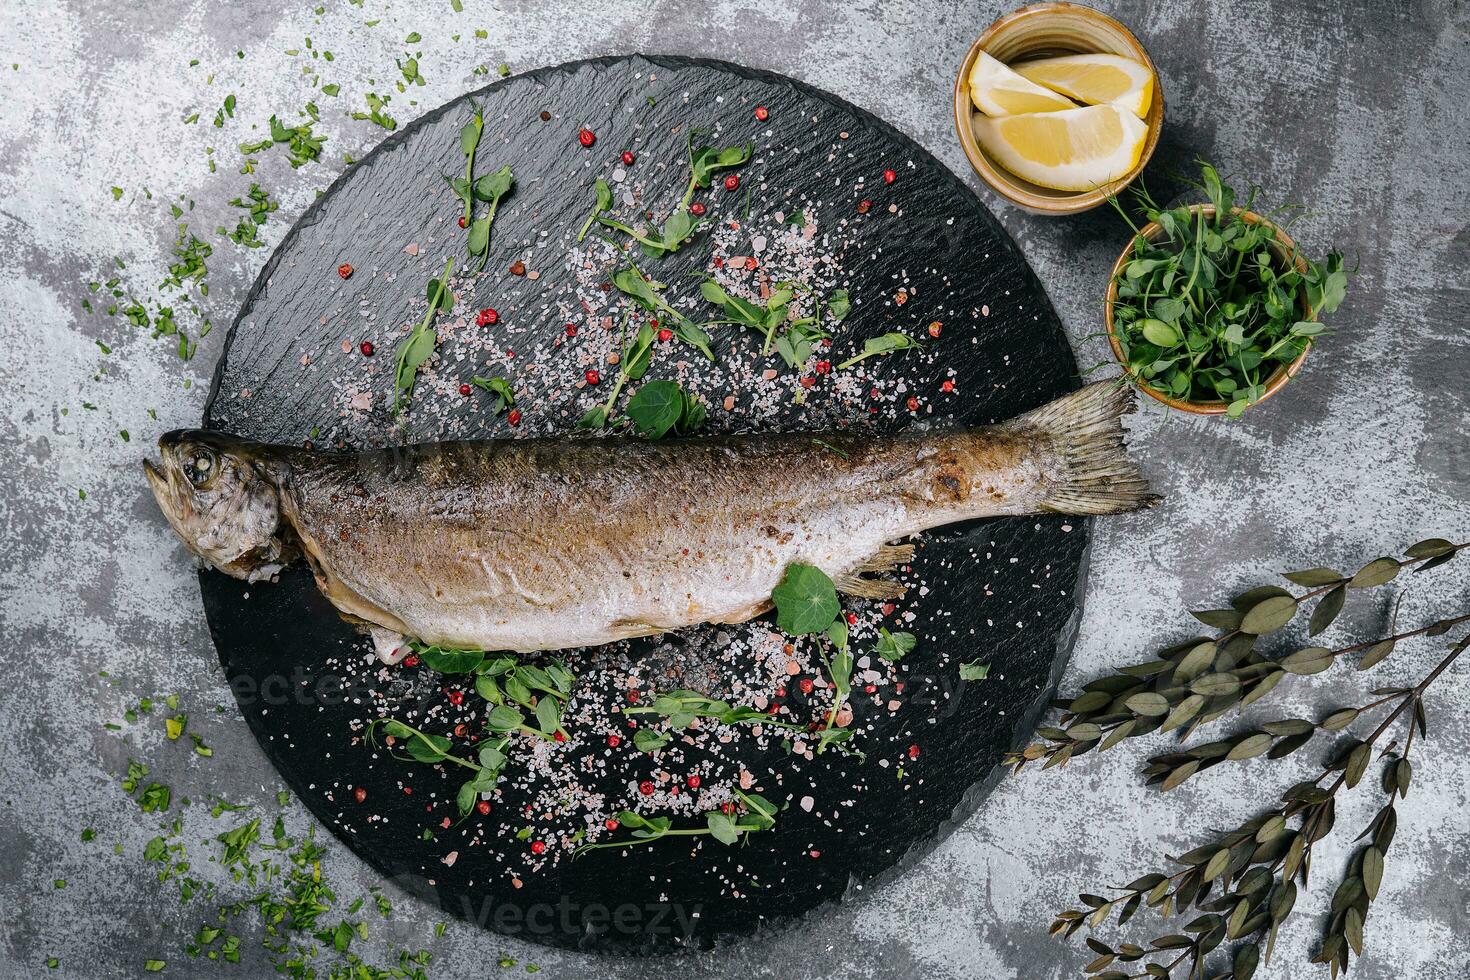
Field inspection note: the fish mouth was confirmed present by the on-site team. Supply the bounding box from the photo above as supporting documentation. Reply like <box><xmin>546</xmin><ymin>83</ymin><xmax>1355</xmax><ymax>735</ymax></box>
<box><xmin>143</xmin><ymin>446</ymin><xmax>186</xmax><ymax>525</ymax></box>
<box><xmin>142</xmin><ymin>456</ymin><xmax>169</xmax><ymax>504</ymax></box>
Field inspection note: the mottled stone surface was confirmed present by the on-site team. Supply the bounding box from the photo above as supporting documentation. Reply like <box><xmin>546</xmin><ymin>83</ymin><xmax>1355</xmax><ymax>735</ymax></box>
<box><xmin>0</xmin><ymin>1</ymin><xmax>1466</xmax><ymax>978</ymax></box>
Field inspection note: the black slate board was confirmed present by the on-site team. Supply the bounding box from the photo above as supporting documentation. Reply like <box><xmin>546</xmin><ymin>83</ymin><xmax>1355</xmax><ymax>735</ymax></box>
<box><xmin>200</xmin><ymin>54</ymin><xmax>1087</xmax><ymax>953</ymax></box>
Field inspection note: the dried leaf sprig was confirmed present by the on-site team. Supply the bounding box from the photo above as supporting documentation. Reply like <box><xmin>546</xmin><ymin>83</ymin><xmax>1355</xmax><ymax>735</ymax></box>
<box><xmin>1006</xmin><ymin>539</ymin><xmax>1466</xmax><ymax>772</ymax></box>
<box><xmin>1025</xmin><ymin>535</ymin><xmax>1468</xmax><ymax>979</ymax></box>
<box><xmin>1054</xmin><ymin>630</ymin><xmax>1467</xmax><ymax>980</ymax></box>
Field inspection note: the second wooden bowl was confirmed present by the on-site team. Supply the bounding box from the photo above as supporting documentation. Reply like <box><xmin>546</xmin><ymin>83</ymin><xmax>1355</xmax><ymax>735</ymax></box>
<box><xmin>1104</xmin><ymin>205</ymin><xmax>1314</xmax><ymax>414</ymax></box>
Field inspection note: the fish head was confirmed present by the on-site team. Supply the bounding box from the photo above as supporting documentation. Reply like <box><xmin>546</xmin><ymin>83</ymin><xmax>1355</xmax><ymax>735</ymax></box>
<box><xmin>144</xmin><ymin>430</ymin><xmax>294</xmax><ymax>582</ymax></box>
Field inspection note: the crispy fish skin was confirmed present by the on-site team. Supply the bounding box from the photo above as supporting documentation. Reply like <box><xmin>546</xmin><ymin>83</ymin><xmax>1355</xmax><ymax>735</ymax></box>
<box><xmin>145</xmin><ymin>381</ymin><xmax>1156</xmax><ymax>654</ymax></box>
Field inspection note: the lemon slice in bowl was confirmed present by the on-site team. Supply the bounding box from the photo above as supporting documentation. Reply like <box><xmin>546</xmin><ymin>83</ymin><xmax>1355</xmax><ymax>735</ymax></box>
<box><xmin>972</xmin><ymin>104</ymin><xmax>1148</xmax><ymax>192</ymax></box>
<box><xmin>968</xmin><ymin>51</ymin><xmax>1077</xmax><ymax>116</ymax></box>
<box><xmin>1012</xmin><ymin>53</ymin><xmax>1155</xmax><ymax>119</ymax></box>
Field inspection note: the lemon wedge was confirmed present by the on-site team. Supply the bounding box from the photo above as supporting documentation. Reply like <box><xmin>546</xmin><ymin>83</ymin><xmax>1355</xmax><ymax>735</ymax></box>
<box><xmin>968</xmin><ymin>51</ymin><xmax>1077</xmax><ymax>116</ymax></box>
<box><xmin>972</xmin><ymin>104</ymin><xmax>1148</xmax><ymax>192</ymax></box>
<box><xmin>1012</xmin><ymin>53</ymin><xmax>1154</xmax><ymax>119</ymax></box>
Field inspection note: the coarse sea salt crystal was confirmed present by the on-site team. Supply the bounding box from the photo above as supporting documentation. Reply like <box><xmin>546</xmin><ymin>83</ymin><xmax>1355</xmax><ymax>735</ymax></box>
<box><xmin>799</xmin><ymin>796</ymin><xmax>815</xmax><ymax>812</ymax></box>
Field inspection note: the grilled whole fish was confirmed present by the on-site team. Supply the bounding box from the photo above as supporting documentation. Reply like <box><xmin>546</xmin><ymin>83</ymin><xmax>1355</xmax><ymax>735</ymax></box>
<box><xmin>145</xmin><ymin>381</ymin><xmax>1156</xmax><ymax>659</ymax></box>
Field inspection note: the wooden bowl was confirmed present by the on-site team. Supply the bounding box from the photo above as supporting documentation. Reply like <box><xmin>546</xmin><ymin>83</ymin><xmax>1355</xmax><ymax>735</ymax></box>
<box><xmin>953</xmin><ymin>2</ymin><xmax>1163</xmax><ymax>215</ymax></box>
<box><xmin>1104</xmin><ymin>205</ymin><xmax>1314</xmax><ymax>414</ymax></box>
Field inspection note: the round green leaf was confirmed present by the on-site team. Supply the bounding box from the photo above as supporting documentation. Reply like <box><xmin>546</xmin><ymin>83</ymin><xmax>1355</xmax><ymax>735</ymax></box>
<box><xmin>771</xmin><ymin>563</ymin><xmax>840</xmax><ymax>635</ymax></box>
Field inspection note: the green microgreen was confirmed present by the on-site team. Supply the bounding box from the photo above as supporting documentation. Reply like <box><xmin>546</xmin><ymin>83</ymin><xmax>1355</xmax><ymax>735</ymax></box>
<box><xmin>391</xmin><ymin>257</ymin><xmax>454</xmax><ymax>414</ymax></box>
<box><xmin>625</xmin><ymin>690</ymin><xmax>804</xmax><ymax>736</ymax></box>
<box><xmin>835</xmin><ymin>331</ymin><xmax>920</xmax><ymax>370</ymax></box>
<box><xmin>366</xmin><ymin>719</ymin><xmax>511</xmax><ymax>816</ymax></box>
<box><xmin>576</xmin><ymin>129</ymin><xmax>749</xmax><ymax>258</ymax></box>
<box><xmin>576</xmin><ymin>791</ymin><xmax>778</xmax><ymax>854</ymax></box>
<box><xmin>390</xmin><ymin>642</ymin><xmax>578</xmax><ymax>758</ymax></box>
<box><xmin>814</xmin><ymin>619</ymin><xmax>856</xmax><ymax>754</ymax></box>
<box><xmin>576</xmin><ymin>178</ymin><xmax>614</xmax><ymax>243</ymax></box>
<box><xmin>680</xmin><ymin>130</ymin><xmax>752</xmax><ymax>209</ymax></box>
<box><xmin>469</xmin><ymin>376</ymin><xmax>515</xmax><ymax>416</ymax></box>
<box><xmin>451</xmin><ymin>106</ymin><xmax>483</xmax><ymax>226</ymax></box>
<box><xmin>609</xmin><ymin>261</ymin><xmax>713</xmax><ymax>359</ymax></box>
<box><xmin>700</xmin><ymin>279</ymin><xmax>847</xmax><ymax>365</ymax></box>
<box><xmin>465</xmin><ymin>166</ymin><xmax>513</xmax><ymax>271</ymax></box>
<box><xmin>577</xmin><ymin>312</ymin><xmax>652</xmax><ymax>430</ymax></box>
<box><xmin>1107</xmin><ymin>161</ymin><xmax>1351</xmax><ymax>417</ymax></box>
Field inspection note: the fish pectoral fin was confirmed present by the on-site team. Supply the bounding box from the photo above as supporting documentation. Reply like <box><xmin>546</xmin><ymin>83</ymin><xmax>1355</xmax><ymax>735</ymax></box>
<box><xmin>857</xmin><ymin>543</ymin><xmax>915</xmax><ymax>574</ymax></box>
<box><xmin>833</xmin><ymin>573</ymin><xmax>907</xmax><ymax>600</ymax></box>
<box><xmin>369</xmin><ymin>627</ymin><xmax>411</xmax><ymax>664</ymax></box>
<box><xmin>835</xmin><ymin>543</ymin><xmax>915</xmax><ymax>600</ymax></box>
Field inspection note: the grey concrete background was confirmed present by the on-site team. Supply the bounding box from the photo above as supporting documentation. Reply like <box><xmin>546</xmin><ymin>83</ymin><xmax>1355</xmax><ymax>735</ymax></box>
<box><xmin>1</xmin><ymin>0</ymin><xmax>1467</xmax><ymax>977</ymax></box>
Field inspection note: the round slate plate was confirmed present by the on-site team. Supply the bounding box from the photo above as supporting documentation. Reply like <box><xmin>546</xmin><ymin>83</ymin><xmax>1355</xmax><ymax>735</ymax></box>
<box><xmin>200</xmin><ymin>54</ymin><xmax>1087</xmax><ymax>953</ymax></box>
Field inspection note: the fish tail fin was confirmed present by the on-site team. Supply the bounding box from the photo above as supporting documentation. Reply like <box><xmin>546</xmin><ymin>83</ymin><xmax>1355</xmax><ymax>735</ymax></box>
<box><xmin>1011</xmin><ymin>381</ymin><xmax>1161</xmax><ymax>516</ymax></box>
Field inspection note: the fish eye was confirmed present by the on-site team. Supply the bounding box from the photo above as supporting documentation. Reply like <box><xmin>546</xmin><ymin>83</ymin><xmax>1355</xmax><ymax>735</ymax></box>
<box><xmin>187</xmin><ymin>449</ymin><xmax>216</xmax><ymax>487</ymax></box>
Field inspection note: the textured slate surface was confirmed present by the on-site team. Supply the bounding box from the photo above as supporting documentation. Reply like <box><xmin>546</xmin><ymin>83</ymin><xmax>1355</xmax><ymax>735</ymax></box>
<box><xmin>202</xmin><ymin>54</ymin><xmax>1086</xmax><ymax>951</ymax></box>
<box><xmin>1</xmin><ymin>1</ymin><xmax>1467</xmax><ymax>978</ymax></box>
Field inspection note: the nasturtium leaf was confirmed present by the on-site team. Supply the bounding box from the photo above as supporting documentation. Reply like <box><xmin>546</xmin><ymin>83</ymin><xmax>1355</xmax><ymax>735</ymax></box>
<box><xmin>624</xmin><ymin>380</ymin><xmax>685</xmax><ymax>439</ymax></box>
<box><xmin>771</xmin><ymin>563</ymin><xmax>840</xmax><ymax>636</ymax></box>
